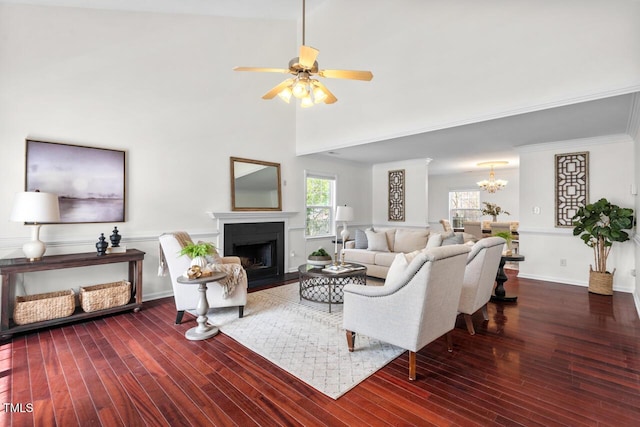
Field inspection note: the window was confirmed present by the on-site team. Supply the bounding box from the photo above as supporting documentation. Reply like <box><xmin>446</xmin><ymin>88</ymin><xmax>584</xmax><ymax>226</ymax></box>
<box><xmin>449</xmin><ymin>190</ymin><xmax>481</xmax><ymax>227</ymax></box>
<box><xmin>305</xmin><ymin>173</ymin><xmax>336</xmax><ymax>238</ymax></box>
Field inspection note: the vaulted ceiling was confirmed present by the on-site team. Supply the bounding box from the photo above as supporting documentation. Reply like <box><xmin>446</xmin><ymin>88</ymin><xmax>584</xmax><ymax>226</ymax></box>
<box><xmin>3</xmin><ymin>0</ymin><xmax>637</xmax><ymax>174</ymax></box>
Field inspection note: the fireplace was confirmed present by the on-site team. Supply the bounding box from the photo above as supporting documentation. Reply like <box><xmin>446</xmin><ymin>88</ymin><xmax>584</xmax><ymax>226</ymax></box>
<box><xmin>224</xmin><ymin>222</ymin><xmax>285</xmax><ymax>287</ymax></box>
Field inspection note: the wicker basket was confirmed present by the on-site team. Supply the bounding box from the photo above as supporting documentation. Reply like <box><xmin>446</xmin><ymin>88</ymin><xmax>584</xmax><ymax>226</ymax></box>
<box><xmin>14</xmin><ymin>289</ymin><xmax>76</xmax><ymax>325</ymax></box>
<box><xmin>80</xmin><ymin>281</ymin><xmax>131</xmax><ymax>313</ymax></box>
<box><xmin>588</xmin><ymin>267</ymin><xmax>614</xmax><ymax>295</ymax></box>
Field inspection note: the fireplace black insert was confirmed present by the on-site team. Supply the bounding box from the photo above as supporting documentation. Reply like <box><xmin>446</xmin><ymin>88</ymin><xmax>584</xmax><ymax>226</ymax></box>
<box><xmin>224</xmin><ymin>222</ymin><xmax>285</xmax><ymax>287</ymax></box>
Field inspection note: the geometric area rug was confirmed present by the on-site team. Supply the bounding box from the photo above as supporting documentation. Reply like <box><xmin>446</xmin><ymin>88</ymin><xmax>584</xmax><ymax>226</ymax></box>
<box><xmin>198</xmin><ymin>283</ymin><xmax>404</xmax><ymax>399</ymax></box>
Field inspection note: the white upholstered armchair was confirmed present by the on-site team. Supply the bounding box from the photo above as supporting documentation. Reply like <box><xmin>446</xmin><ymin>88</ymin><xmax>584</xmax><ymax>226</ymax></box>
<box><xmin>159</xmin><ymin>233</ymin><xmax>247</xmax><ymax>325</ymax></box>
<box><xmin>343</xmin><ymin>244</ymin><xmax>471</xmax><ymax>380</ymax></box>
<box><xmin>458</xmin><ymin>236</ymin><xmax>505</xmax><ymax>335</ymax></box>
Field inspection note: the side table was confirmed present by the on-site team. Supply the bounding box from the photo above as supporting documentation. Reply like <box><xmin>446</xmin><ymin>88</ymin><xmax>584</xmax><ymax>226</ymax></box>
<box><xmin>177</xmin><ymin>271</ymin><xmax>227</xmax><ymax>340</ymax></box>
<box><xmin>491</xmin><ymin>253</ymin><xmax>525</xmax><ymax>303</ymax></box>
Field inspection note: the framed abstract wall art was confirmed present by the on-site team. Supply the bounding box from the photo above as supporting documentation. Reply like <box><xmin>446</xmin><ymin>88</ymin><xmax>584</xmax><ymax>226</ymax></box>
<box><xmin>25</xmin><ymin>140</ymin><xmax>126</xmax><ymax>223</ymax></box>
<box><xmin>555</xmin><ymin>151</ymin><xmax>589</xmax><ymax>227</ymax></box>
<box><xmin>388</xmin><ymin>169</ymin><xmax>405</xmax><ymax>222</ymax></box>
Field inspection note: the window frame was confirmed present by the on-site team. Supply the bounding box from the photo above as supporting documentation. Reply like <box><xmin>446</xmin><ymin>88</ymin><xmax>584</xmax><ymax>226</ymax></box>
<box><xmin>448</xmin><ymin>189</ymin><xmax>481</xmax><ymax>226</ymax></box>
<box><xmin>304</xmin><ymin>171</ymin><xmax>337</xmax><ymax>239</ymax></box>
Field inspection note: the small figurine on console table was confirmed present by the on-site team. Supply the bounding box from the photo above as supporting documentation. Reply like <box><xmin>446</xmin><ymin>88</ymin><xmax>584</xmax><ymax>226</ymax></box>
<box><xmin>96</xmin><ymin>233</ymin><xmax>108</xmax><ymax>256</ymax></box>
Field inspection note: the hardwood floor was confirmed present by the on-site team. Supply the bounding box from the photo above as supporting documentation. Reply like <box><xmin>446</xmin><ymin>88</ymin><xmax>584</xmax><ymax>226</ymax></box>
<box><xmin>1</xmin><ymin>270</ymin><xmax>639</xmax><ymax>426</ymax></box>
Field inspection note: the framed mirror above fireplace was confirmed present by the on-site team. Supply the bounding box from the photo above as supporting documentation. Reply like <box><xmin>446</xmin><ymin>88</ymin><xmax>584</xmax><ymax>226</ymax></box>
<box><xmin>230</xmin><ymin>157</ymin><xmax>282</xmax><ymax>211</ymax></box>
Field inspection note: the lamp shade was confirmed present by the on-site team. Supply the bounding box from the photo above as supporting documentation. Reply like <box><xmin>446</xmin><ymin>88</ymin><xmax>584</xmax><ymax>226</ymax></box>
<box><xmin>10</xmin><ymin>191</ymin><xmax>60</xmax><ymax>223</ymax></box>
<box><xmin>335</xmin><ymin>205</ymin><xmax>354</xmax><ymax>222</ymax></box>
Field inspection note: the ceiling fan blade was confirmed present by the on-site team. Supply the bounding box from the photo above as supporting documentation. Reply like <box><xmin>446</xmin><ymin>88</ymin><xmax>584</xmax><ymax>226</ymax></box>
<box><xmin>233</xmin><ymin>66</ymin><xmax>290</xmax><ymax>73</ymax></box>
<box><xmin>299</xmin><ymin>45</ymin><xmax>319</xmax><ymax>69</ymax></box>
<box><xmin>318</xmin><ymin>69</ymin><xmax>374</xmax><ymax>81</ymax></box>
<box><xmin>262</xmin><ymin>78</ymin><xmax>294</xmax><ymax>99</ymax></box>
<box><xmin>313</xmin><ymin>81</ymin><xmax>337</xmax><ymax>104</ymax></box>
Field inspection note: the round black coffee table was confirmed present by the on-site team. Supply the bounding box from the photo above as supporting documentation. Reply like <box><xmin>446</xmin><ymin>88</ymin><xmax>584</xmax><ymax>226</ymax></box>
<box><xmin>298</xmin><ymin>263</ymin><xmax>367</xmax><ymax>312</ymax></box>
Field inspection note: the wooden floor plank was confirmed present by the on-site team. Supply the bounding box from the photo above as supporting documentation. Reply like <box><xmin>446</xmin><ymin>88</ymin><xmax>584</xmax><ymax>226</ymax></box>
<box><xmin>1</xmin><ymin>272</ymin><xmax>639</xmax><ymax>426</ymax></box>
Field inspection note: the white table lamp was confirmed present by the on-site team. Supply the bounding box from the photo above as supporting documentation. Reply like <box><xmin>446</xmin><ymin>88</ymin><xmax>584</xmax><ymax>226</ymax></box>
<box><xmin>335</xmin><ymin>205</ymin><xmax>354</xmax><ymax>242</ymax></box>
<box><xmin>10</xmin><ymin>191</ymin><xmax>60</xmax><ymax>261</ymax></box>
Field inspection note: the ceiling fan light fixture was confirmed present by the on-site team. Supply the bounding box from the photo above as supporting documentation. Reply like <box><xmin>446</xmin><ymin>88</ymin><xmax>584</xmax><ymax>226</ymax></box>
<box><xmin>312</xmin><ymin>83</ymin><xmax>328</xmax><ymax>103</ymax></box>
<box><xmin>233</xmin><ymin>0</ymin><xmax>372</xmax><ymax>106</ymax></box>
<box><xmin>292</xmin><ymin>78</ymin><xmax>309</xmax><ymax>98</ymax></box>
<box><xmin>277</xmin><ymin>86</ymin><xmax>292</xmax><ymax>103</ymax></box>
<box><xmin>300</xmin><ymin>95</ymin><xmax>314</xmax><ymax>108</ymax></box>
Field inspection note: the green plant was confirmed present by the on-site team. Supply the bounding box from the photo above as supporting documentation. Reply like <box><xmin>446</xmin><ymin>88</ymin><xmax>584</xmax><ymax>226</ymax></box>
<box><xmin>310</xmin><ymin>248</ymin><xmax>330</xmax><ymax>257</ymax></box>
<box><xmin>481</xmin><ymin>202</ymin><xmax>510</xmax><ymax>219</ymax></box>
<box><xmin>179</xmin><ymin>242</ymin><xmax>216</xmax><ymax>258</ymax></box>
<box><xmin>572</xmin><ymin>198</ymin><xmax>634</xmax><ymax>273</ymax></box>
<box><xmin>493</xmin><ymin>231</ymin><xmax>512</xmax><ymax>244</ymax></box>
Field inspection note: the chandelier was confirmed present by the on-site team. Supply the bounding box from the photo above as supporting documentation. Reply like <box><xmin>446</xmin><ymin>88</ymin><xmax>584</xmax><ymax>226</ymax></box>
<box><xmin>477</xmin><ymin>161</ymin><xmax>508</xmax><ymax>193</ymax></box>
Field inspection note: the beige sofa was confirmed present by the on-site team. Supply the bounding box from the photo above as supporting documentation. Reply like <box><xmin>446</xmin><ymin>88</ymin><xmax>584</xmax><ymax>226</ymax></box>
<box><xmin>343</xmin><ymin>227</ymin><xmax>475</xmax><ymax>279</ymax></box>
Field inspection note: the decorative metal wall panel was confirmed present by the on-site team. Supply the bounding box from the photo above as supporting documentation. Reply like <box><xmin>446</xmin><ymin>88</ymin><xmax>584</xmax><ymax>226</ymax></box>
<box><xmin>555</xmin><ymin>152</ymin><xmax>589</xmax><ymax>227</ymax></box>
<box><xmin>388</xmin><ymin>169</ymin><xmax>405</xmax><ymax>222</ymax></box>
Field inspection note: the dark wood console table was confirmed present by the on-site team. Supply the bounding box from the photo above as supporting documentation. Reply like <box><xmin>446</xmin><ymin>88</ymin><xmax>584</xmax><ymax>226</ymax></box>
<box><xmin>0</xmin><ymin>249</ymin><xmax>145</xmax><ymax>340</ymax></box>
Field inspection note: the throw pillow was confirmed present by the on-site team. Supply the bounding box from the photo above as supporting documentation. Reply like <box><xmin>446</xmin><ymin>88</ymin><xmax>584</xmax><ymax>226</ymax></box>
<box><xmin>442</xmin><ymin>232</ymin><xmax>464</xmax><ymax>246</ymax></box>
<box><xmin>354</xmin><ymin>229</ymin><xmax>368</xmax><ymax>249</ymax></box>
<box><xmin>404</xmin><ymin>249</ymin><xmax>422</xmax><ymax>264</ymax></box>
<box><xmin>393</xmin><ymin>229</ymin><xmax>430</xmax><ymax>253</ymax></box>
<box><xmin>365</xmin><ymin>229</ymin><xmax>390</xmax><ymax>252</ymax></box>
<box><xmin>425</xmin><ymin>233</ymin><xmax>443</xmax><ymax>248</ymax></box>
<box><xmin>384</xmin><ymin>253</ymin><xmax>409</xmax><ymax>288</ymax></box>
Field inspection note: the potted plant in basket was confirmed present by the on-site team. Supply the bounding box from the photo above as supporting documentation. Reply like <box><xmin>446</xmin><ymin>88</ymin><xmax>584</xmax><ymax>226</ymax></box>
<box><xmin>572</xmin><ymin>198</ymin><xmax>634</xmax><ymax>295</ymax></box>
<box><xmin>307</xmin><ymin>248</ymin><xmax>332</xmax><ymax>266</ymax></box>
<box><xmin>481</xmin><ymin>202</ymin><xmax>510</xmax><ymax>222</ymax></box>
<box><xmin>179</xmin><ymin>241</ymin><xmax>216</xmax><ymax>268</ymax></box>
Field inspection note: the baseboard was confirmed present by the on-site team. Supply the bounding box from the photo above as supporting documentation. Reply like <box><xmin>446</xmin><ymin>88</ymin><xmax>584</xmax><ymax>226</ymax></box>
<box><xmin>517</xmin><ymin>272</ymin><xmax>634</xmax><ymax>294</ymax></box>
<box><xmin>142</xmin><ymin>290</ymin><xmax>174</xmax><ymax>302</ymax></box>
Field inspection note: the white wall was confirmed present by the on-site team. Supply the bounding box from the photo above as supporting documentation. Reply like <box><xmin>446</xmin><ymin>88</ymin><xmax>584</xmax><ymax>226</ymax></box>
<box><xmin>629</xmin><ymin>93</ymin><xmax>640</xmax><ymax>313</ymax></box>
<box><xmin>297</xmin><ymin>0</ymin><xmax>640</xmax><ymax>155</ymax></box>
<box><xmin>428</xmin><ymin>168</ymin><xmax>520</xmax><ymax>229</ymax></box>
<box><xmin>517</xmin><ymin>135</ymin><xmax>636</xmax><ymax>293</ymax></box>
<box><xmin>0</xmin><ymin>4</ymin><xmax>373</xmax><ymax>302</ymax></box>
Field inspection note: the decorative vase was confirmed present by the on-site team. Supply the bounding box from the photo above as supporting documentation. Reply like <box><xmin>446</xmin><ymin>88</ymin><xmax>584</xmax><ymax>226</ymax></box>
<box><xmin>109</xmin><ymin>227</ymin><xmax>122</xmax><ymax>247</ymax></box>
<box><xmin>505</xmin><ymin>240</ymin><xmax>513</xmax><ymax>256</ymax></box>
<box><xmin>588</xmin><ymin>267</ymin><xmax>614</xmax><ymax>295</ymax></box>
<box><xmin>96</xmin><ymin>233</ymin><xmax>108</xmax><ymax>256</ymax></box>
<box><xmin>190</xmin><ymin>256</ymin><xmax>208</xmax><ymax>268</ymax></box>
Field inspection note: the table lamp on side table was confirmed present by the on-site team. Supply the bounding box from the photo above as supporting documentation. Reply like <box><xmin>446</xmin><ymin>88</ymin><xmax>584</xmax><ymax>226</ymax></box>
<box><xmin>335</xmin><ymin>205</ymin><xmax>354</xmax><ymax>264</ymax></box>
<box><xmin>10</xmin><ymin>191</ymin><xmax>60</xmax><ymax>261</ymax></box>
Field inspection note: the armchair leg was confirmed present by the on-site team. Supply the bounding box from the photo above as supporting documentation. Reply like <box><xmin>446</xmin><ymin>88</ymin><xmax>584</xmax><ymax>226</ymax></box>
<box><xmin>346</xmin><ymin>330</ymin><xmax>356</xmax><ymax>352</ymax></box>
<box><xmin>481</xmin><ymin>304</ymin><xmax>489</xmax><ymax>321</ymax></box>
<box><xmin>464</xmin><ymin>314</ymin><xmax>476</xmax><ymax>335</ymax></box>
<box><xmin>239</xmin><ymin>306</ymin><xmax>244</xmax><ymax>318</ymax></box>
<box><xmin>409</xmin><ymin>351</ymin><xmax>416</xmax><ymax>381</ymax></box>
<box><xmin>446</xmin><ymin>332</ymin><xmax>453</xmax><ymax>352</ymax></box>
<box><xmin>175</xmin><ymin>310</ymin><xmax>185</xmax><ymax>325</ymax></box>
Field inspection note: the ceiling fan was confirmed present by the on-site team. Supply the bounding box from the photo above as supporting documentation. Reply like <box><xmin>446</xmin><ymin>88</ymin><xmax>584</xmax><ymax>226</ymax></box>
<box><xmin>233</xmin><ymin>0</ymin><xmax>373</xmax><ymax>107</ymax></box>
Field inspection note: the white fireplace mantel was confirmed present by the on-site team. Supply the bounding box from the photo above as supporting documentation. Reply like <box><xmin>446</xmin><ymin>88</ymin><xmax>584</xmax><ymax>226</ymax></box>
<box><xmin>206</xmin><ymin>211</ymin><xmax>298</xmax><ymax>222</ymax></box>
